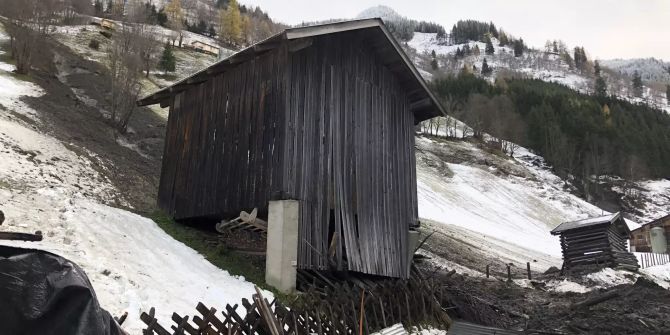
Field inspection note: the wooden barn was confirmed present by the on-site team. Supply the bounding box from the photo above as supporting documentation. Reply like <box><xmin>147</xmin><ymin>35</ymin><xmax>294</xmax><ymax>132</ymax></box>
<box><xmin>551</xmin><ymin>212</ymin><xmax>639</xmax><ymax>271</ymax></box>
<box><xmin>137</xmin><ymin>19</ymin><xmax>445</xmax><ymax>279</ymax></box>
<box><xmin>630</xmin><ymin>213</ymin><xmax>670</xmax><ymax>252</ymax></box>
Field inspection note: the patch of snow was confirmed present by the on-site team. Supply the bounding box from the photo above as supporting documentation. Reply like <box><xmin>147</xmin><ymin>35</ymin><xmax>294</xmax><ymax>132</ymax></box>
<box><xmin>636</xmin><ymin>179</ymin><xmax>670</xmax><ymax>222</ymax></box>
<box><xmin>640</xmin><ymin>263</ymin><xmax>670</xmax><ymax>289</ymax></box>
<box><xmin>0</xmin><ymin>62</ymin><xmax>15</xmax><ymax>72</ymax></box>
<box><xmin>410</xmin><ymin>327</ymin><xmax>447</xmax><ymax>335</ymax></box>
<box><xmin>1</xmin><ymin>191</ymin><xmax>267</xmax><ymax>334</ymax></box>
<box><xmin>0</xmin><ymin>29</ymin><xmax>44</xmax><ymax>123</ymax></box>
<box><xmin>585</xmin><ymin>268</ymin><xmax>636</xmax><ymax>287</ymax></box>
<box><xmin>546</xmin><ymin>267</ymin><xmax>667</xmax><ymax>293</ymax></box>
<box><xmin>408</xmin><ymin>33</ymin><xmax>512</xmax><ymax>57</ymax></box>
<box><xmin>416</xmin><ymin>138</ymin><xmax>602</xmax><ymax>257</ymax></box>
<box><xmin>357</xmin><ymin>6</ymin><xmax>403</xmax><ymax>22</ymax></box>
<box><xmin>116</xmin><ymin>135</ymin><xmax>151</xmax><ymax>160</ymax></box>
<box><xmin>546</xmin><ymin>279</ymin><xmax>591</xmax><ymax>293</ymax></box>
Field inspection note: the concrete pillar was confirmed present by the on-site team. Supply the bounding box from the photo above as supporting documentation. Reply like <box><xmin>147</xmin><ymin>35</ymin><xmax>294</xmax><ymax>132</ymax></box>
<box><xmin>265</xmin><ymin>200</ymin><xmax>299</xmax><ymax>294</ymax></box>
<box><xmin>407</xmin><ymin>230</ymin><xmax>420</xmax><ymax>273</ymax></box>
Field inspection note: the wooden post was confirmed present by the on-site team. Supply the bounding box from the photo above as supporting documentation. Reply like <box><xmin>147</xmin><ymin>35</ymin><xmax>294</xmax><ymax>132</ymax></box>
<box><xmin>506</xmin><ymin>264</ymin><xmax>511</xmax><ymax>282</ymax></box>
<box><xmin>526</xmin><ymin>262</ymin><xmax>532</xmax><ymax>280</ymax></box>
<box><xmin>486</xmin><ymin>265</ymin><xmax>489</xmax><ymax>278</ymax></box>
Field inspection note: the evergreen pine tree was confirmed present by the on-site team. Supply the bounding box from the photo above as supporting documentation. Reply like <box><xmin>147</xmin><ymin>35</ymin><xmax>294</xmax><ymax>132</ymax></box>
<box><xmin>484</xmin><ymin>35</ymin><xmax>494</xmax><ymax>55</ymax></box>
<box><xmin>196</xmin><ymin>20</ymin><xmax>208</xmax><ymax>34</ymax></box>
<box><xmin>574</xmin><ymin>47</ymin><xmax>588</xmax><ymax>71</ymax></box>
<box><xmin>489</xmin><ymin>22</ymin><xmax>498</xmax><ymax>38</ymax></box>
<box><xmin>666</xmin><ymin>84</ymin><xmax>670</xmax><ymax>105</ymax></box>
<box><xmin>632</xmin><ymin>70</ymin><xmax>643</xmax><ymax>97</ymax></box>
<box><xmin>159</xmin><ymin>43</ymin><xmax>176</xmax><ymax>73</ymax></box>
<box><xmin>473</xmin><ymin>44</ymin><xmax>480</xmax><ymax>56</ymax></box>
<box><xmin>595</xmin><ymin>76</ymin><xmax>607</xmax><ymax>97</ymax></box>
<box><xmin>513</xmin><ymin>39</ymin><xmax>524</xmax><ymax>57</ymax></box>
<box><xmin>594</xmin><ymin>60</ymin><xmax>601</xmax><ymax>76</ymax></box>
<box><xmin>498</xmin><ymin>31</ymin><xmax>508</xmax><ymax>46</ymax></box>
<box><xmin>481</xmin><ymin>58</ymin><xmax>492</xmax><ymax>75</ymax></box>
<box><xmin>431</xmin><ymin>50</ymin><xmax>437</xmax><ymax>59</ymax></box>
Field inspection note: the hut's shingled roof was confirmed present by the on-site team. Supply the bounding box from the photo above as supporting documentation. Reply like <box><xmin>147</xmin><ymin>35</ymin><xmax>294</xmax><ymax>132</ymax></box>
<box><xmin>551</xmin><ymin>212</ymin><xmax>624</xmax><ymax>235</ymax></box>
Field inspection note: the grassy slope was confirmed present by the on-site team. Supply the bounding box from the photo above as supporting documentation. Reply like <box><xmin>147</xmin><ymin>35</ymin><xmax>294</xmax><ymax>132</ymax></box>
<box><xmin>149</xmin><ymin>211</ymin><xmax>290</xmax><ymax>297</ymax></box>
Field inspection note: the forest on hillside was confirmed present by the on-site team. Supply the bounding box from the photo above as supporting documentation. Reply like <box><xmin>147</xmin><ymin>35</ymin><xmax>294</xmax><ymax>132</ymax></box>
<box><xmin>431</xmin><ymin>73</ymin><xmax>670</xmax><ymax>186</ymax></box>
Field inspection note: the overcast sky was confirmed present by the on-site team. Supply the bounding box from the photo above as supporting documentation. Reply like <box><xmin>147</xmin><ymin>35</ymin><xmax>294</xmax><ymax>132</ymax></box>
<box><xmin>239</xmin><ymin>0</ymin><xmax>669</xmax><ymax>60</ymax></box>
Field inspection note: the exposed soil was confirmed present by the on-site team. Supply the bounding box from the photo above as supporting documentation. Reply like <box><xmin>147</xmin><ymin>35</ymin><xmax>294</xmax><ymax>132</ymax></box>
<box><xmin>419</xmin><ymin>262</ymin><xmax>670</xmax><ymax>335</ymax></box>
<box><xmin>417</xmin><ymin>214</ymin><xmax>670</xmax><ymax>334</ymax></box>
<box><xmin>21</xmin><ymin>33</ymin><xmax>165</xmax><ymax>213</ymax></box>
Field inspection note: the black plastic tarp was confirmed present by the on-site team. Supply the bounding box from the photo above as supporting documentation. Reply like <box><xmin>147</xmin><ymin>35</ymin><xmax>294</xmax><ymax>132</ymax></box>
<box><xmin>0</xmin><ymin>245</ymin><xmax>126</xmax><ymax>335</ymax></box>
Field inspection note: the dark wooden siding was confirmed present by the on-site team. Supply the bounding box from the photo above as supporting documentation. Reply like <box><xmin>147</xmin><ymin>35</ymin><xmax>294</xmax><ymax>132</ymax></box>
<box><xmin>158</xmin><ymin>33</ymin><xmax>418</xmax><ymax>278</ymax></box>
<box><xmin>158</xmin><ymin>46</ymin><xmax>288</xmax><ymax>220</ymax></box>
<box><xmin>284</xmin><ymin>33</ymin><xmax>416</xmax><ymax>278</ymax></box>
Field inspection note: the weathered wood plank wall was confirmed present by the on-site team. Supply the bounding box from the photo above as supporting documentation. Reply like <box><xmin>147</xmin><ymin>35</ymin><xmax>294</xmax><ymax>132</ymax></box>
<box><xmin>158</xmin><ymin>32</ymin><xmax>417</xmax><ymax>278</ymax></box>
<box><xmin>158</xmin><ymin>46</ymin><xmax>288</xmax><ymax>220</ymax></box>
<box><xmin>285</xmin><ymin>33</ymin><xmax>416</xmax><ymax>278</ymax></box>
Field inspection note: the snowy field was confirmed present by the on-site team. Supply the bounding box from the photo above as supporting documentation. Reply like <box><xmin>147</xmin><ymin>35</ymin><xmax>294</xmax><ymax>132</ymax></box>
<box><xmin>407</xmin><ymin>33</ymin><xmax>670</xmax><ymax>112</ymax></box>
<box><xmin>524</xmin><ymin>264</ymin><xmax>670</xmax><ymax>293</ymax></box>
<box><xmin>0</xmin><ymin>29</ymin><xmax>263</xmax><ymax>334</ymax></box>
<box><xmin>635</xmin><ymin>179</ymin><xmax>670</xmax><ymax>222</ymax></box>
<box><xmin>408</xmin><ymin>32</ymin><xmax>513</xmax><ymax>57</ymax></box>
<box><xmin>416</xmin><ymin>136</ymin><xmax>603</xmax><ymax>258</ymax></box>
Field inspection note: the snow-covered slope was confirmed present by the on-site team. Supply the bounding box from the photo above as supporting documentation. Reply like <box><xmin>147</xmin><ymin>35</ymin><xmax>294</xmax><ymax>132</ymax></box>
<box><xmin>415</xmin><ymin>136</ymin><xmax>603</xmax><ymax>259</ymax></box>
<box><xmin>407</xmin><ymin>32</ymin><xmax>590</xmax><ymax>91</ymax></box>
<box><xmin>356</xmin><ymin>5</ymin><xmax>404</xmax><ymax>22</ymax></box>
<box><xmin>0</xmin><ymin>29</ymin><xmax>263</xmax><ymax>334</ymax></box>
<box><xmin>602</xmin><ymin>58</ymin><xmax>670</xmax><ymax>83</ymax></box>
<box><xmin>406</xmin><ymin>32</ymin><xmax>669</xmax><ymax>113</ymax></box>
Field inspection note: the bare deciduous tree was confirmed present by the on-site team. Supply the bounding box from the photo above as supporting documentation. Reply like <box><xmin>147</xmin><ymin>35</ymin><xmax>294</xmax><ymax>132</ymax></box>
<box><xmin>107</xmin><ymin>23</ymin><xmax>146</xmax><ymax>133</ymax></box>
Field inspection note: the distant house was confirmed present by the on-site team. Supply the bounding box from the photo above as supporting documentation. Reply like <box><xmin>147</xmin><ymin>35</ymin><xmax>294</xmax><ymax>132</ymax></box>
<box><xmin>551</xmin><ymin>212</ymin><xmax>639</xmax><ymax>271</ymax></box>
<box><xmin>137</xmin><ymin>19</ymin><xmax>445</xmax><ymax>279</ymax></box>
<box><xmin>191</xmin><ymin>40</ymin><xmax>219</xmax><ymax>56</ymax></box>
<box><xmin>100</xmin><ymin>18</ymin><xmax>116</xmax><ymax>30</ymax></box>
<box><xmin>630</xmin><ymin>214</ymin><xmax>670</xmax><ymax>252</ymax></box>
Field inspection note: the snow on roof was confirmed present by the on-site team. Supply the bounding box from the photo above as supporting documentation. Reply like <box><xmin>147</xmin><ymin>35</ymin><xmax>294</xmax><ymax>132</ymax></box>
<box><xmin>551</xmin><ymin>212</ymin><xmax>622</xmax><ymax>234</ymax></box>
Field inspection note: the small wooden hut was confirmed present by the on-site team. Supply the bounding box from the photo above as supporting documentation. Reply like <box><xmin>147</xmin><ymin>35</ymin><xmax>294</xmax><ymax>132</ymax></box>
<box><xmin>137</xmin><ymin>19</ymin><xmax>445</xmax><ymax>279</ymax></box>
<box><xmin>551</xmin><ymin>212</ymin><xmax>639</xmax><ymax>271</ymax></box>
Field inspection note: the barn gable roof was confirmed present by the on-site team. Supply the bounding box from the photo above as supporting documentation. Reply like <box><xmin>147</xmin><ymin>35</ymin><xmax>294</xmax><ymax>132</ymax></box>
<box><xmin>137</xmin><ymin>18</ymin><xmax>445</xmax><ymax>122</ymax></box>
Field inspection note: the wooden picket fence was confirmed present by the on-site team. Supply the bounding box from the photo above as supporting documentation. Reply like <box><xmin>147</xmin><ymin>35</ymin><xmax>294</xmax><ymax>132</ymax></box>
<box><xmin>140</xmin><ymin>278</ymin><xmax>451</xmax><ymax>335</ymax></box>
<box><xmin>634</xmin><ymin>252</ymin><xmax>670</xmax><ymax>269</ymax></box>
